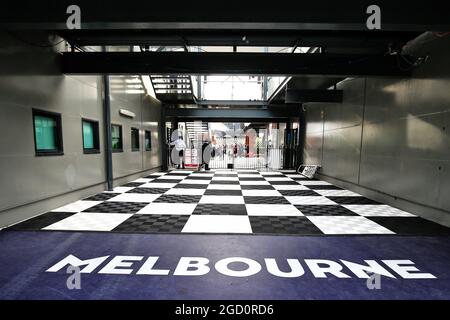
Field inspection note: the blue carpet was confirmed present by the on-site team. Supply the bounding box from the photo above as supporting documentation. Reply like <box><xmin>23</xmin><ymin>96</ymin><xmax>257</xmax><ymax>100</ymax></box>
<box><xmin>0</xmin><ymin>231</ymin><xmax>449</xmax><ymax>299</ymax></box>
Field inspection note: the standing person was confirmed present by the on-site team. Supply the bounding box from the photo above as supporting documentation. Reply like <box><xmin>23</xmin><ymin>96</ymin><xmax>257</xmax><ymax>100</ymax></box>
<box><xmin>200</xmin><ymin>137</ymin><xmax>212</xmax><ymax>171</ymax></box>
<box><xmin>170</xmin><ymin>136</ymin><xmax>186</xmax><ymax>169</ymax></box>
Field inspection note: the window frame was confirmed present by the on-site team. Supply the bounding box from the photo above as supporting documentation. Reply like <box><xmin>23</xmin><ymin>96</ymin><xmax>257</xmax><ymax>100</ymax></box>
<box><xmin>81</xmin><ymin>118</ymin><xmax>100</xmax><ymax>154</ymax></box>
<box><xmin>32</xmin><ymin>108</ymin><xmax>64</xmax><ymax>156</ymax></box>
<box><xmin>145</xmin><ymin>130</ymin><xmax>152</xmax><ymax>151</ymax></box>
<box><xmin>111</xmin><ymin>123</ymin><xmax>123</xmax><ymax>153</ymax></box>
<box><xmin>131</xmin><ymin>127</ymin><xmax>140</xmax><ymax>152</ymax></box>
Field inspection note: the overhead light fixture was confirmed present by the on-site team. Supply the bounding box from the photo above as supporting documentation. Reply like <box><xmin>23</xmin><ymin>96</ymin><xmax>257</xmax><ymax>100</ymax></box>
<box><xmin>119</xmin><ymin>109</ymin><xmax>136</xmax><ymax>118</ymax></box>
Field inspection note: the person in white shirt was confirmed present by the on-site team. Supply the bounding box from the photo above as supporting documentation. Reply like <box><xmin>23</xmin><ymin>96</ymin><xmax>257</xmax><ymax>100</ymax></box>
<box><xmin>170</xmin><ymin>136</ymin><xmax>186</xmax><ymax>169</ymax></box>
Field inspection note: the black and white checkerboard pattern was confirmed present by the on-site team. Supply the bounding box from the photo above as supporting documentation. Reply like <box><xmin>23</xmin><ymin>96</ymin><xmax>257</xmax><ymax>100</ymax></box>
<box><xmin>7</xmin><ymin>170</ymin><xmax>450</xmax><ymax>235</ymax></box>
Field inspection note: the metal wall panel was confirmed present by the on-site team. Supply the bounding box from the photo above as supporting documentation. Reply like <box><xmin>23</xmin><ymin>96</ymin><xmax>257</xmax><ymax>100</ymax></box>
<box><xmin>323</xmin><ymin>78</ymin><xmax>365</xmax><ymax>131</ymax></box>
<box><xmin>360</xmin><ymin>79</ymin><xmax>450</xmax><ymax>212</ymax></box>
<box><xmin>304</xmin><ymin>78</ymin><xmax>365</xmax><ymax>184</ymax></box>
<box><xmin>0</xmin><ymin>74</ymin><xmax>105</xmax><ymax>212</ymax></box>
<box><xmin>322</xmin><ymin>125</ymin><xmax>362</xmax><ymax>184</ymax></box>
<box><xmin>142</xmin><ymin>96</ymin><xmax>163</xmax><ymax>170</ymax></box>
<box><xmin>109</xmin><ymin>88</ymin><xmax>162</xmax><ymax>179</ymax></box>
<box><xmin>303</xmin><ymin>36</ymin><xmax>450</xmax><ymax>218</ymax></box>
<box><xmin>303</xmin><ymin>104</ymin><xmax>323</xmax><ymax>165</ymax></box>
<box><xmin>0</xmin><ymin>32</ymin><xmax>163</xmax><ymax>219</ymax></box>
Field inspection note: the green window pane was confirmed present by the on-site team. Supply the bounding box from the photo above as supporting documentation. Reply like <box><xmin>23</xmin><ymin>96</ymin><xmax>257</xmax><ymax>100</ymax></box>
<box><xmin>111</xmin><ymin>125</ymin><xmax>122</xmax><ymax>150</ymax></box>
<box><xmin>34</xmin><ymin>115</ymin><xmax>56</xmax><ymax>150</ymax></box>
<box><xmin>111</xmin><ymin>125</ymin><xmax>119</xmax><ymax>138</ymax></box>
<box><xmin>82</xmin><ymin>121</ymin><xmax>94</xmax><ymax>149</ymax></box>
<box><xmin>112</xmin><ymin>138</ymin><xmax>120</xmax><ymax>149</ymax></box>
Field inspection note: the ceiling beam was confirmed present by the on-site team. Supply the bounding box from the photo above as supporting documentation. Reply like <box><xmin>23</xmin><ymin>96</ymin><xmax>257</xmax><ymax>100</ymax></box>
<box><xmin>59</xmin><ymin>30</ymin><xmax>418</xmax><ymax>49</ymax></box>
<box><xmin>285</xmin><ymin>89</ymin><xmax>343</xmax><ymax>103</ymax></box>
<box><xmin>196</xmin><ymin>100</ymin><xmax>266</xmax><ymax>106</ymax></box>
<box><xmin>2</xmin><ymin>1</ymin><xmax>449</xmax><ymax>32</ymax></box>
<box><xmin>165</xmin><ymin>107</ymin><xmax>301</xmax><ymax>120</ymax></box>
<box><xmin>61</xmin><ymin>52</ymin><xmax>411</xmax><ymax>77</ymax></box>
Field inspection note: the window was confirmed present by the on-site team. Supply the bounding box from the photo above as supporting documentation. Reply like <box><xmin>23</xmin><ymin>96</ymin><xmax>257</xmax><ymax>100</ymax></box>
<box><xmin>145</xmin><ymin>130</ymin><xmax>152</xmax><ymax>151</ymax></box>
<box><xmin>32</xmin><ymin>109</ymin><xmax>63</xmax><ymax>156</ymax></box>
<box><xmin>201</xmin><ymin>75</ymin><xmax>264</xmax><ymax>101</ymax></box>
<box><xmin>111</xmin><ymin>124</ymin><xmax>123</xmax><ymax>152</ymax></box>
<box><xmin>131</xmin><ymin>128</ymin><xmax>140</xmax><ymax>151</ymax></box>
<box><xmin>82</xmin><ymin>119</ymin><xmax>100</xmax><ymax>154</ymax></box>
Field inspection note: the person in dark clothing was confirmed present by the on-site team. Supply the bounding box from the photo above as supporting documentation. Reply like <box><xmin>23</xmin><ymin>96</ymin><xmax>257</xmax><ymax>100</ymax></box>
<box><xmin>201</xmin><ymin>140</ymin><xmax>211</xmax><ymax>171</ymax></box>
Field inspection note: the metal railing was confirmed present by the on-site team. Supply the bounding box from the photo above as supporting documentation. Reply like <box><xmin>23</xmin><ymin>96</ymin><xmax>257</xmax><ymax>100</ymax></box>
<box><xmin>168</xmin><ymin>145</ymin><xmax>297</xmax><ymax>170</ymax></box>
<box><xmin>209</xmin><ymin>147</ymin><xmax>286</xmax><ymax>170</ymax></box>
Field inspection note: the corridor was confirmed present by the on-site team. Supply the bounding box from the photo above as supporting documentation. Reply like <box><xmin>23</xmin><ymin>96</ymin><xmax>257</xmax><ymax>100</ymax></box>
<box><xmin>5</xmin><ymin>169</ymin><xmax>450</xmax><ymax>236</ymax></box>
<box><xmin>1</xmin><ymin>0</ymin><xmax>450</xmax><ymax>306</ymax></box>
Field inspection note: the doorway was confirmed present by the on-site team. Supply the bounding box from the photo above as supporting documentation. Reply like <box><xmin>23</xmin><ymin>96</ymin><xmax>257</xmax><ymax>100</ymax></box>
<box><xmin>166</xmin><ymin>121</ymin><xmax>299</xmax><ymax>170</ymax></box>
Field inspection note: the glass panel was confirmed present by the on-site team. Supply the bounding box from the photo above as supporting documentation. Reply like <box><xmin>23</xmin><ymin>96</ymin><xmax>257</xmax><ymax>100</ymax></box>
<box><xmin>236</xmin><ymin>47</ymin><xmax>291</xmax><ymax>53</ymax></box>
<box><xmin>34</xmin><ymin>115</ymin><xmax>57</xmax><ymax>150</ymax></box>
<box><xmin>131</xmin><ymin>128</ymin><xmax>139</xmax><ymax>150</ymax></box>
<box><xmin>111</xmin><ymin>125</ymin><xmax>122</xmax><ymax>150</ymax></box>
<box><xmin>141</xmin><ymin>75</ymin><xmax>157</xmax><ymax>99</ymax></box>
<box><xmin>188</xmin><ymin>46</ymin><xmax>234</xmax><ymax>52</ymax></box>
<box><xmin>267</xmin><ymin>76</ymin><xmax>288</xmax><ymax>99</ymax></box>
<box><xmin>145</xmin><ymin>131</ymin><xmax>152</xmax><ymax>150</ymax></box>
<box><xmin>82</xmin><ymin>121</ymin><xmax>94</xmax><ymax>149</ymax></box>
<box><xmin>201</xmin><ymin>75</ymin><xmax>263</xmax><ymax>101</ymax></box>
<box><xmin>191</xmin><ymin>76</ymin><xmax>198</xmax><ymax>98</ymax></box>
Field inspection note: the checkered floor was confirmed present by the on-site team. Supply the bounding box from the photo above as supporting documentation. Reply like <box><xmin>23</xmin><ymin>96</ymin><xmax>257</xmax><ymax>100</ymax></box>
<box><xmin>6</xmin><ymin>170</ymin><xmax>450</xmax><ymax>235</ymax></box>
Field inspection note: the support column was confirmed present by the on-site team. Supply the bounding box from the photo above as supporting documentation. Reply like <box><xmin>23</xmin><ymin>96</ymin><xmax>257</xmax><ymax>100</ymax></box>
<box><xmin>283</xmin><ymin>121</ymin><xmax>291</xmax><ymax>169</ymax></box>
<box><xmin>297</xmin><ymin>106</ymin><xmax>306</xmax><ymax>168</ymax></box>
<box><xmin>160</xmin><ymin>107</ymin><xmax>168</xmax><ymax>171</ymax></box>
<box><xmin>103</xmin><ymin>74</ymin><xmax>113</xmax><ymax>191</ymax></box>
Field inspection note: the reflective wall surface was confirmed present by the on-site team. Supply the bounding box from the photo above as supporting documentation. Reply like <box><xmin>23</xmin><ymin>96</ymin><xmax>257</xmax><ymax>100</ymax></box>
<box><xmin>304</xmin><ymin>36</ymin><xmax>450</xmax><ymax>223</ymax></box>
<box><xmin>0</xmin><ymin>32</ymin><xmax>163</xmax><ymax>226</ymax></box>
